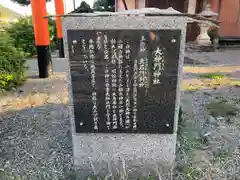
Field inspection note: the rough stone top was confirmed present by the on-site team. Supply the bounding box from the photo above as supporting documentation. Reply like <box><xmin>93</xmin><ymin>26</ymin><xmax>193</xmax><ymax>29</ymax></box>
<box><xmin>45</xmin><ymin>7</ymin><xmax>219</xmax><ymax>27</ymax></box>
<box><xmin>67</xmin><ymin>7</ymin><xmax>182</xmax><ymax>16</ymax></box>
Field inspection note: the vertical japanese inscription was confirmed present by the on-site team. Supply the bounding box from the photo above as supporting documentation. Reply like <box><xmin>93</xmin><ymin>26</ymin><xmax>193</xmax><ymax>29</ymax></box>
<box><xmin>133</xmin><ymin>58</ymin><xmax>138</xmax><ymax>130</ymax></box>
<box><xmin>139</xmin><ymin>36</ymin><xmax>148</xmax><ymax>88</ymax></box>
<box><xmin>125</xmin><ymin>42</ymin><xmax>131</xmax><ymax>128</ymax></box>
<box><xmin>72</xmin><ymin>40</ymin><xmax>77</xmax><ymax>56</ymax></box>
<box><xmin>110</xmin><ymin>38</ymin><xmax>118</xmax><ymax>129</ymax></box>
<box><xmin>89</xmin><ymin>39</ymin><xmax>99</xmax><ymax>130</ymax></box>
<box><xmin>104</xmin><ymin>34</ymin><xmax>111</xmax><ymax>129</ymax></box>
<box><xmin>117</xmin><ymin>40</ymin><xmax>124</xmax><ymax>128</ymax></box>
<box><xmin>96</xmin><ymin>32</ymin><xmax>101</xmax><ymax>50</ymax></box>
<box><xmin>81</xmin><ymin>39</ymin><xmax>89</xmax><ymax>71</ymax></box>
<box><xmin>152</xmin><ymin>47</ymin><xmax>165</xmax><ymax>84</ymax></box>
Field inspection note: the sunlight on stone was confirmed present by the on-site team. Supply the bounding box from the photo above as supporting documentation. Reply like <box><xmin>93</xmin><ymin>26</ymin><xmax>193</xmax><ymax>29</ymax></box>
<box><xmin>183</xmin><ymin>66</ymin><xmax>240</xmax><ymax>74</ymax></box>
<box><xmin>182</xmin><ymin>77</ymin><xmax>240</xmax><ymax>91</ymax></box>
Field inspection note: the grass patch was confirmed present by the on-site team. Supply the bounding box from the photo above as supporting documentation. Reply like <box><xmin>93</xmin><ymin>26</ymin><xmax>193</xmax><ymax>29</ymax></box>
<box><xmin>182</xmin><ymin>77</ymin><xmax>240</xmax><ymax>92</ymax></box>
<box><xmin>206</xmin><ymin>101</ymin><xmax>238</xmax><ymax>117</ymax></box>
<box><xmin>230</xmin><ymin>79</ymin><xmax>240</xmax><ymax>87</ymax></box>
<box><xmin>183</xmin><ymin>84</ymin><xmax>201</xmax><ymax>92</ymax></box>
<box><xmin>212</xmin><ymin>147</ymin><xmax>232</xmax><ymax>164</ymax></box>
<box><xmin>174</xmin><ymin>105</ymin><xmax>239</xmax><ymax>179</ymax></box>
<box><xmin>199</xmin><ymin>73</ymin><xmax>226</xmax><ymax>79</ymax></box>
<box><xmin>174</xmin><ymin>111</ymin><xmax>209</xmax><ymax>179</ymax></box>
<box><xmin>0</xmin><ymin>168</ymin><xmax>25</xmax><ymax>180</ymax></box>
<box><xmin>87</xmin><ymin>175</ymin><xmax>157</xmax><ymax>180</ymax></box>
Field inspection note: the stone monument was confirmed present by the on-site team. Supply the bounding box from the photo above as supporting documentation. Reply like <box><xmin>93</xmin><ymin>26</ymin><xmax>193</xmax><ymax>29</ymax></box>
<box><xmin>62</xmin><ymin>8</ymin><xmax>193</xmax><ymax>179</ymax></box>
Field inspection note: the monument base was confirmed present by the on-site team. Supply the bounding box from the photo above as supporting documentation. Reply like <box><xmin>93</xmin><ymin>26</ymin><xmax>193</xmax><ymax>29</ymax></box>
<box><xmin>72</xmin><ymin>133</ymin><xmax>176</xmax><ymax>179</ymax></box>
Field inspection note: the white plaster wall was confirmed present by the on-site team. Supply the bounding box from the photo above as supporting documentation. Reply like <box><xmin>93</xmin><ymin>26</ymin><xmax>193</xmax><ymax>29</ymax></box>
<box><xmin>116</xmin><ymin>0</ymin><xmax>136</xmax><ymax>12</ymax></box>
<box><xmin>187</xmin><ymin>0</ymin><xmax>197</xmax><ymax>14</ymax></box>
<box><xmin>115</xmin><ymin>0</ymin><xmax>145</xmax><ymax>12</ymax></box>
<box><xmin>137</xmin><ymin>0</ymin><xmax>146</xmax><ymax>9</ymax></box>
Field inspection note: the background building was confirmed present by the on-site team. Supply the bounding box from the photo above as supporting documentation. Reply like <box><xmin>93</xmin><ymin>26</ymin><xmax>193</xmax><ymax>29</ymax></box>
<box><xmin>115</xmin><ymin>0</ymin><xmax>240</xmax><ymax>42</ymax></box>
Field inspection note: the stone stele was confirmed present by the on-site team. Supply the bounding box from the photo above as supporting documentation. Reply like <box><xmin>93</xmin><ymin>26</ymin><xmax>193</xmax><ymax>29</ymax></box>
<box><xmin>62</xmin><ymin>8</ymin><xmax>189</xmax><ymax>179</ymax></box>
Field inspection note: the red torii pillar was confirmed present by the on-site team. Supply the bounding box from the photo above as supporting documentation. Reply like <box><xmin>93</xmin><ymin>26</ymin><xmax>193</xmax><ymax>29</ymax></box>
<box><xmin>31</xmin><ymin>0</ymin><xmax>52</xmax><ymax>78</ymax></box>
<box><xmin>54</xmin><ymin>0</ymin><xmax>65</xmax><ymax>58</ymax></box>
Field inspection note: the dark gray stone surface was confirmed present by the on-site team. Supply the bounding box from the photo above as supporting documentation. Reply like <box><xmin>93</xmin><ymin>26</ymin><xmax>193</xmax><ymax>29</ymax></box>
<box><xmin>67</xmin><ymin>29</ymin><xmax>181</xmax><ymax>134</ymax></box>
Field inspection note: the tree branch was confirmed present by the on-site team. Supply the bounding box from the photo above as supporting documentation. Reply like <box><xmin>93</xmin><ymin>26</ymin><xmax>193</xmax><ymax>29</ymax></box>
<box><xmin>122</xmin><ymin>0</ymin><xmax>128</xmax><ymax>10</ymax></box>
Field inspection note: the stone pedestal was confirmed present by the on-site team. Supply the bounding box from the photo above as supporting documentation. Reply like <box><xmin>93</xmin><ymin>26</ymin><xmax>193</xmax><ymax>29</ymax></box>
<box><xmin>196</xmin><ymin>23</ymin><xmax>212</xmax><ymax>46</ymax></box>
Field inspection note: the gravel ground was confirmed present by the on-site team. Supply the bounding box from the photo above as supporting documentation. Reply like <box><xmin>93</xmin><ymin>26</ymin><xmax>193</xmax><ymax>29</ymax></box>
<box><xmin>185</xmin><ymin>49</ymin><xmax>240</xmax><ymax>66</ymax></box>
<box><xmin>0</xmin><ymin>59</ymin><xmax>74</xmax><ymax>180</ymax></box>
<box><xmin>180</xmin><ymin>87</ymin><xmax>240</xmax><ymax>179</ymax></box>
<box><xmin>180</xmin><ymin>49</ymin><xmax>240</xmax><ymax>179</ymax></box>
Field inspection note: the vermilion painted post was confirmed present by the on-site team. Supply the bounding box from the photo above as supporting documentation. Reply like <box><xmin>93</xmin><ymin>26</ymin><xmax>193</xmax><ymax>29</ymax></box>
<box><xmin>54</xmin><ymin>0</ymin><xmax>65</xmax><ymax>58</ymax></box>
<box><xmin>31</xmin><ymin>0</ymin><xmax>52</xmax><ymax>78</ymax></box>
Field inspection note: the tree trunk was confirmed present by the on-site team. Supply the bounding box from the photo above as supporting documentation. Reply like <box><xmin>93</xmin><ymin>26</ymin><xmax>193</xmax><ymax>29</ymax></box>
<box><xmin>122</xmin><ymin>0</ymin><xmax>128</xmax><ymax>10</ymax></box>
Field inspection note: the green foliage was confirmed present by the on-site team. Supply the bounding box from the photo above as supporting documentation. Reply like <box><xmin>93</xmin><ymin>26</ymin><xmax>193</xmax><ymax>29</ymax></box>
<box><xmin>49</xmin><ymin>18</ymin><xmax>57</xmax><ymax>50</ymax></box>
<box><xmin>5</xmin><ymin>16</ymin><xmax>56</xmax><ymax>57</ymax></box>
<box><xmin>0</xmin><ymin>33</ymin><xmax>27</xmax><ymax>92</ymax></box>
<box><xmin>5</xmin><ymin>16</ymin><xmax>35</xmax><ymax>56</ymax></box>
<box><xmin>199</xmin><ymin>73</ymin><xmax>225</xmax><ymax>79</ymax></box>
<box><xmin>93</xmin><ymin>0</ymin><xmax>115</xmax><ymax>12</ymax></box>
